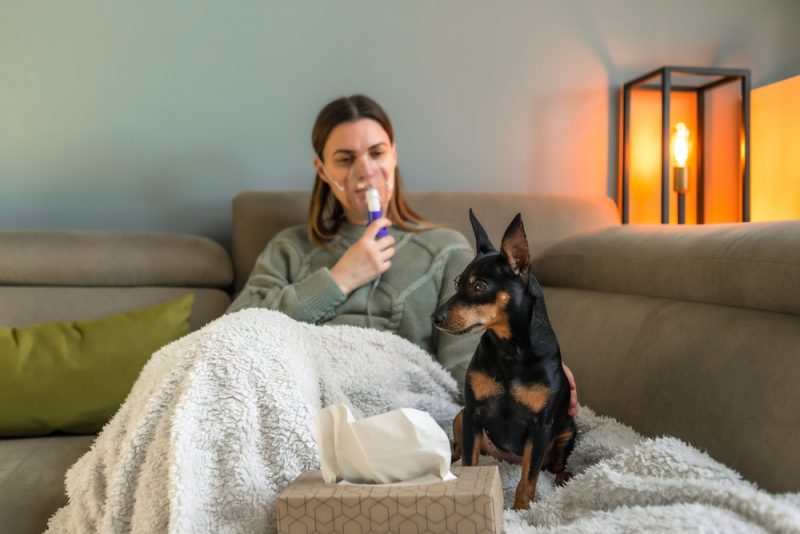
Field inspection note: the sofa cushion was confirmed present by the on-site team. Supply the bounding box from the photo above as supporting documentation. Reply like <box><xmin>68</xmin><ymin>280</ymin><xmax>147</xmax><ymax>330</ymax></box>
<box><xmin>534</xmin><ymin>221</ymin><xmax>800</xmax><ymax>316</ymax></box>
<box><xmin>0</xmin><ymin>293</ymin><xmax>193</xmax><ymax>437</ymax></box>
<box><xmin>543</xmin><ymin>286</ymin><xmax>800</xmax><ymax>493</ymax></box>
<box><xmin>0</xmin><ymin>434</ymin><xmax>95</xmax><ymax>534</ymax></box>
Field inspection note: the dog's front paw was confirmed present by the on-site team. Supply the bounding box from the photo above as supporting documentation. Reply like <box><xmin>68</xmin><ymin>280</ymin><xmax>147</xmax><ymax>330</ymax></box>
<box><xmin>513</xmin><ymin>480</ymin><xmax>536</xmax><ymax>510</ymax></box>
<box><xmin>512</xmin><ymin>496</ymin><xmax>532</xmax><ymax>510</ymax></box>
<box><xmin>554</xmin><ymin>470</ymin><xmax>572</xmax><ymax>486</ymax></box>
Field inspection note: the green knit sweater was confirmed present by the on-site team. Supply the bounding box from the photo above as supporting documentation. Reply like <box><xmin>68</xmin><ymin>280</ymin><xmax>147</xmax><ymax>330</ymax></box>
<box><xmin>227</xmin><ymin>222</ymin><xmax>481</xmax><ymax>394</ymax></box>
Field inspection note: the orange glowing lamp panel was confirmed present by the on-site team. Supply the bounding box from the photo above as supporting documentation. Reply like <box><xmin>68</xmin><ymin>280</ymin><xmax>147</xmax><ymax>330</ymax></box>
<box><xmin>752</xmin><ymin>75</ymin><xmax>800</xmax><ymax>221</ymax></box>
<box><xmin>628</xmin><ymin>90</ymin><xmax>696</xmax><ymax>224</ymax></box>
<box><xmin>703</xmin><ymin>83</ymin><xmax>742</xmax><ymax>223</ymax></box>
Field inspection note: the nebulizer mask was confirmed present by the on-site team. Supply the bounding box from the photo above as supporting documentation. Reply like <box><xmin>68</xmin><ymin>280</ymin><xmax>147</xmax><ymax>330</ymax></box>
<box><xmin>327</xmin><ymin>157</ymin><xmax>393</xmax><ymax>222</ymax></box>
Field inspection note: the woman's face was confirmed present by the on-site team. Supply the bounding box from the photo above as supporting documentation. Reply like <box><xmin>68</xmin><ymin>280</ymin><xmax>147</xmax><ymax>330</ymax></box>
<box><xmin>314</xmin><ymin>118</ymin><xmax>397</xmax><ymax>225</ymax></box>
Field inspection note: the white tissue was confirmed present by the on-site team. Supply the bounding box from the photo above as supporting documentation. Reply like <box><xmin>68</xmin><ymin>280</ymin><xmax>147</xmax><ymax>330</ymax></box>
<box><xmin>312</xmin><ymin>404</ymin><xmax>456</xmax><ymax>485</ymax></box>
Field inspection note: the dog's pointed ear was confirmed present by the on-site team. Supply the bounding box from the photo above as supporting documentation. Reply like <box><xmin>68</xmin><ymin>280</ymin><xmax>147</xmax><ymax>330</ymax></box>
<box><xmin>500</xmin><ymin>213</ymin><xmax>530</xmax><ymax>280</ymax></box>
<box><xmin>469</xmin><ymin>208</ymin><xmax>495</xmax><ymax>254</ymax></box>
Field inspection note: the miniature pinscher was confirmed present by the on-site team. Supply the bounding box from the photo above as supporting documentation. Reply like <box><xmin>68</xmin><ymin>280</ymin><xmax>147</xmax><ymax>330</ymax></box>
<box><xmin>431</xmin><ymin>210</ymin><xmax>576</xmax><ymax>510</ymax></box>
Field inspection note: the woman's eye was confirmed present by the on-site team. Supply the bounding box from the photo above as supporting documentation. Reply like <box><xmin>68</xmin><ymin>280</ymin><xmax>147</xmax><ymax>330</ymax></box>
<box><xmin>335</xmin><ymin>157</ymin><xmax>353</xmax><ymax>165</ymax></box>
<box><xmin>370</xmin><ymin>150</ymin><xmax>385</xmax><ymax>159</ymax></box>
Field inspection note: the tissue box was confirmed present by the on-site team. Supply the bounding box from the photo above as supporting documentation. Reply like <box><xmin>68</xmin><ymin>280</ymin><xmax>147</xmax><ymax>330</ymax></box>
<box><xmin>276</xmin><ymin>466</ymin><xmax>503</xmax><ymax>534</ymax></box>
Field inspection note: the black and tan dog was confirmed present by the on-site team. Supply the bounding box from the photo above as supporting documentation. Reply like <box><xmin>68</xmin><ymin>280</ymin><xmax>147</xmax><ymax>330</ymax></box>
<box><xmin>431</xmin><ymin>210</ymin><xmax>576</xmax><ymax>510</ymax></box>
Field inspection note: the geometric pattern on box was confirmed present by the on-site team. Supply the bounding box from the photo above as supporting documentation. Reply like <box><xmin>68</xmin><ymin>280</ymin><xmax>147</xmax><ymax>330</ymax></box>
<box><xmin>276</xmin><ymin>466</ymin><xmax>503</xmax><ymax>534</ymax></box>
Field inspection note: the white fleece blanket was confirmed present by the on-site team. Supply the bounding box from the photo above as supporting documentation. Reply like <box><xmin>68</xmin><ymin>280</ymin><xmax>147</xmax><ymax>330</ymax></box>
<box><xmin>494</xmin><ymin>411</ymin><xmax>800</xmax><ymax>533</ymax></box>
<box><xmin>46</xmin><ymin>309</ymin><xmax>800</xmax><ymax>533</ymax></box>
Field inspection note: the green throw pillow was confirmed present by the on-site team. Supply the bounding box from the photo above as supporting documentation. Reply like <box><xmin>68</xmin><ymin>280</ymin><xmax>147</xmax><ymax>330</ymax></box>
<box><xmin>0</xmin><ymin>293</ymin><xmax>194</xmax><ymax>437</ymax></box>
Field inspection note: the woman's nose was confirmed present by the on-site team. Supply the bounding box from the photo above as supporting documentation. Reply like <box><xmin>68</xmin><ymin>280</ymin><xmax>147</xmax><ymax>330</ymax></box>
<box><xmin>350</xmin><ymin>156</ymin><xmax>380</xmax><ymax>186</ymax></box>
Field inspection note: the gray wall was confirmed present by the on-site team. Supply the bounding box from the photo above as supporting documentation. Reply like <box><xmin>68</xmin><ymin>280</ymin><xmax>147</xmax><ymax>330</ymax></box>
<box><xmin>2</xmin><ymin>1</ymin><xmax>799</xmax><ymax>245</ymax></box>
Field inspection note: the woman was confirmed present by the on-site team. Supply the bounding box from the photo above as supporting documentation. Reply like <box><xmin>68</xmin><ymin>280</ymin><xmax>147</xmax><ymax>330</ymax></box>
<box><xmin>228</xmin><ymin>94</ymin><xmax>577</xmax><ymax>413</ymax></box>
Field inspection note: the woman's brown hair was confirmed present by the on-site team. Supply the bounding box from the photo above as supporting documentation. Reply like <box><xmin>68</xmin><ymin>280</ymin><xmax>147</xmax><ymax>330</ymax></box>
<box><xmin>309</xmin><ymin>95</ymin><xmax>432</xmax><ymax>246</ymax></box>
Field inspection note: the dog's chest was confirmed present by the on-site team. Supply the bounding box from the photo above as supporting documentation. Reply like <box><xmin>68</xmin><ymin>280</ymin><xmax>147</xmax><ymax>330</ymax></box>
<box><xmin>470</xmin><ymin>369</ymin><xmax>552</xmax><ymax>414</ymax></box>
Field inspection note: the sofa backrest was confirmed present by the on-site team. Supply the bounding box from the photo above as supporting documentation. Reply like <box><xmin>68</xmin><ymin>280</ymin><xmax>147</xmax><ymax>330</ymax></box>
<box><xmin>536</xmin><ymin>221</ymin><xmax>800</xmax><ymax>316</ymax></box>
<box><xmin>231</xmin><ymin>190</ymin><xmax>620</xmax><ymax>291</ymax></box>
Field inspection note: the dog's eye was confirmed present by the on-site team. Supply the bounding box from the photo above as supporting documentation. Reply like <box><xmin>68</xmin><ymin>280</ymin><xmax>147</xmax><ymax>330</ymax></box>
<box><xmin>454</xmin><ymin>275</ymin><xmax>461</xmax><ymax>289</ymax></box>
<box><xmin>474</xmin><ymin>281</ymin><xmax>488</xmax><ymax>292</ymax></box>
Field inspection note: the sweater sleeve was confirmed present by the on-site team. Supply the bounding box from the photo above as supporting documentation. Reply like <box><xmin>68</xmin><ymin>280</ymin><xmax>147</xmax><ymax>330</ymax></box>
<box><xmin>226</xmin><ymin>237</ymin><xmax>346</xmax><ymax>324</ymax></box>
<box><xmin>433</xmin><ymin>238</ymin><xmax>482</xmax><ymax>399</ymax></box>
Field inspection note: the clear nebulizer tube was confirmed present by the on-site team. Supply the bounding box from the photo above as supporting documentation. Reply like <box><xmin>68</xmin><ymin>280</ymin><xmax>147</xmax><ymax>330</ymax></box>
<box><xmin>365</xmin><ymin>187</ymin><xmax>387</xmax><ymax>328</ymax></box>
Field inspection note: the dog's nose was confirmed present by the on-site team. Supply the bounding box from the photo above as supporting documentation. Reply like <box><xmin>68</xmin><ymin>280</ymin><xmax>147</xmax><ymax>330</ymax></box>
<box><xmin>431</xmin><ymin>310</ymin><xmax>446</xmax><ymax>326</ymax></box>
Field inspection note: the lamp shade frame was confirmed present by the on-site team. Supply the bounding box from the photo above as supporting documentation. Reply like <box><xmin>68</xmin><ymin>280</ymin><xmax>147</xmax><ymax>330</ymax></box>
<box><xmin>620</xmin><ymin>66</ymin><xmax>751</xmax><ymax>224</ymax></box>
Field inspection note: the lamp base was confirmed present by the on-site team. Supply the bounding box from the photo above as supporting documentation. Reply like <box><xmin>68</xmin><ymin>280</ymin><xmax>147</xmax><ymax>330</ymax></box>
<box><xmin>673</xmin><ymin>167</ymin><xmax>689</xmax><ymax>194</ymax></box>
<box><xmin>678</xmin><ymin>193</ymin><xmax>686</xmax><ymax>224</ymax></box>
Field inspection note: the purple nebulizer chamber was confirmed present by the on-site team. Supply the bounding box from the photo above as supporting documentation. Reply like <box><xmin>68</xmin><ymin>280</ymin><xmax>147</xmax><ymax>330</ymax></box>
<box><xmin>365</xmin><ymin>187</ymin><xmax>389</xmax><ymax>238</ymax></box>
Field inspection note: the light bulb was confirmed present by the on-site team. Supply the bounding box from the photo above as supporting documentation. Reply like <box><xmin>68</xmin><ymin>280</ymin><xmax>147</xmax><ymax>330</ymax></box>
<box><xmin>672</xmin><ymin>122</ymin><xmax>690</xmax><ymax>195</ymax></box>
<box><xmin>673</xmin><ymin>122</ymin><xmax>690</xmax><ymax>168</ymax></box>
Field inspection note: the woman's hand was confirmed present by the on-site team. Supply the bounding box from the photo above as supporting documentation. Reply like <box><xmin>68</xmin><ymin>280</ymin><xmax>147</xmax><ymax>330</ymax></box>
<box><xmin>563</xmin><ymin>363</ymin><xmax>578</xmax><ymax>417</ymax></box>
<box><xmin>330</xmin><ymin>218</ymin><xmax>395</xmax><ymax>295</ymax></box>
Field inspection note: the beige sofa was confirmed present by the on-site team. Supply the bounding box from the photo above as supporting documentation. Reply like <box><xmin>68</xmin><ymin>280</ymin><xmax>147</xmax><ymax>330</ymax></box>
<box><xmin>2</xmin><ymin>191</ymin><xmax>798</xmax><ymax>533</ymax></box>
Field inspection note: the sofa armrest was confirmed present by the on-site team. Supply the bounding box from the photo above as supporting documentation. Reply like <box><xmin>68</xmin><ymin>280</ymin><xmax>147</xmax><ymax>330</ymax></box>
<box><xmin>0</xmin><ymin>231</ymin><xmax>233</xmax><ymax>288</ymax></box>
<box><xmin>0</xmin><ymin>231</ymin><xmax>234</xmax><ymax>329</ymax></box>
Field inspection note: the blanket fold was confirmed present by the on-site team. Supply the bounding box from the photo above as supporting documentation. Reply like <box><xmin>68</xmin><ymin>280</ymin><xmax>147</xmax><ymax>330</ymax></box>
<box><xmin>48</xmin><ymin>309</ymin><xmax>461</xmax><ymax>533</ymax></box>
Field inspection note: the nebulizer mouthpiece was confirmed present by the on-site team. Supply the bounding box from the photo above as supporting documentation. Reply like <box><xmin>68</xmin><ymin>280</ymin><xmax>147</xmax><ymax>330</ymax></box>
<box><xmin>365</xmin><ymin>187</ymin><xmax>381</xmax><ymax>213</ymax></box>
